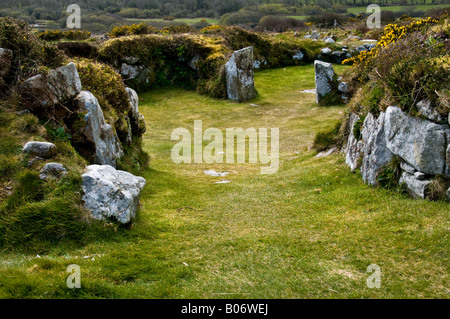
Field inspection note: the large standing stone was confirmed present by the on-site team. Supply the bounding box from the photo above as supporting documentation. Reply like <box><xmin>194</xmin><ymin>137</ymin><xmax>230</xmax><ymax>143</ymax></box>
<box><xmin>19</xmin><ymin>62</ymin><xmax>82</xmax><ymax>111</ymax></box>
<box><xmin>314</xmin><ymin>60</ymin><xmax>336</xmax><ymax>104</ymax></box>
<box><xmin>81</xmin><ymin>165</ymin><xmax>146</xmax><ymax>224</ymax></box>
<box><xmin>125</xmin><ymin>87</ymin><xmax>146</xmax><ymax>135</ymax></box>
<box><xmin>225</xmin><ymin>46</ymin><xmax>256</xmax><ymax>102</ymax></box>
<box><xmin>22</xmin><ymin>141</ymin><xmax>56</xmax><ymax>158</ymax></box>
<box><xmin>343</xmin><ymin>113</ymin><xmax>363</xmax><ymax>172</ymax></box>
<box><xmin>0</xmin><ymin>48</ymin><xmax>13</xmax><ymax>77</ymax></box>
<box><xmin>399</xmin><ymin>171</ymin><xmax>432</xmax><ymax>199</ymax></box>
<box><xmin>384</xmin><ymin>106</ymin><xmax>450</xmax><ymax>176</ymax></box>
<box><xmin>361</xmin><ymin>112</ymin><xmax>393</xmax><ymax>185</ymax></box>
<box><xmin>75</xmin><ymin>91</ymin><xmax>124</xmax><ymax>168</ymax></box>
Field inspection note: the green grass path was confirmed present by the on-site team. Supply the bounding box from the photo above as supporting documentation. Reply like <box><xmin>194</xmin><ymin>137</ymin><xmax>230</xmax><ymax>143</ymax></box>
<box><xmin>0</xmin><ymin>65</ymin><xmax>448</xmax><ymax>298</ymax></box>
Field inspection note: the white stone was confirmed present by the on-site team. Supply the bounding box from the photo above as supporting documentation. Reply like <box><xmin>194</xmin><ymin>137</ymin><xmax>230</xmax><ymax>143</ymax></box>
<box><xmin>39</xmin><ymin>163</ymin><xmax>67</xmax><ymax>180</ymax></box>
<box><xmin>360</xmin><ymin>112</ymin><xmax>394</xmax><ymax>185</ymax></box>
<box><xmin>343</xmin><ymin>113</ymin><xmax>363</xmax><ymax>172</ymax></box>
<box><xmin>20</xmin><ymin>62</ymin><xmax>82</xmax><ymax>110</ymax></box>
<box><xmin>384</xmin><ymin>106</ymin><xmax>450</xmax><ymax>176</ymax></box>
<box><xmin>75</xmin><ymin>91</ymin><xmax>124</xmax><ymax>168</ymax></box>
<box><xmin>81</xmin><ymin>165</ymin><xmax>146</xmax><ymax>224</ymax></box>
<box><xmin>225</xmin><ymin>47</ymin><xmax>256</xmax><ymax>102</ymax></box>
<box><xmin>399</xmin><ymin>171</ymin><xmax>431</xmax><ymax>199</ymax></box>
<box><xmin>314</xmin><ymin>60</ymin><xmax>336</xmax><ymax>104</ymax></box>
<box><xmin>23</xmin><ymin>141</ymin><xmax>56</xmax><ymax>158</ymax></box>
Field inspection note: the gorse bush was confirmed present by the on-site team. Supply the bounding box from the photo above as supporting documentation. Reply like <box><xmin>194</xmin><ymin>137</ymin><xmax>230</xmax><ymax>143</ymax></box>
<box><xmin>0</xmin><ymin>17</ymin><xmax>66</xmax><ymax>81</ymax></box>
<box><xmin>38</xmin><ymin>30</ymin><xmax>91</xmax><ymax>41</ymax></box>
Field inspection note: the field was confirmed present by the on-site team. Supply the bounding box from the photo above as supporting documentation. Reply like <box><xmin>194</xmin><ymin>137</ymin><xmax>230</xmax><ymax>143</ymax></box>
<box><xmin>0</xmin><ymin>64</ymin><xmax>448</xmax><ymax>299</ymax></box>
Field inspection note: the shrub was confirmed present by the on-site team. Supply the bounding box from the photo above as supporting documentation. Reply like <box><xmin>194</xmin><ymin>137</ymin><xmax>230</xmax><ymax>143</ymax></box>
<box><xmin>376</xmin><ymin>156</ymin><xmax>403</xmax><ymax>191</ymax></box>
<box><xmin>257</xmin><ymin>16</ymin><xmax>305</xmax><ymax>32</ymax></box>
<box><xmin>57</xmin><ymin>42</ymin><xmax>99</xmax><ymax>59</ymax></box>
<box><xmin>75</xmin><ymin>58</ymin><xmax>129</xmax><ymax>115</ymax></box>
<box><xmin>38</xmin><ymin>30</ymin><xmax>91</xmax><ymax>41</ymax></box>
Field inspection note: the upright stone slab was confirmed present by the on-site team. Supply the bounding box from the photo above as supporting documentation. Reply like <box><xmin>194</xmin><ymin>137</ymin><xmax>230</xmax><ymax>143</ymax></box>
<box><xmin>74</xmin><ymin>91</ymin><xmax>124</xmax><ymax>168</ymax></box>
<box><xmin>225</xmin><ymin>46</ymin><xmax>256</xmax><ymax>102</ymax></box>
<box><xmin>360</xmin><ymin>112</ymin><xmax>393</xmax><ymax>185</ymax></box>
<box><xmin>314</xmin><ymin>60</ymin><xmax>336</xmax><ymax>104</ymax></box>
<box><xmin>343</xmin><ymin>113</ymin><xmax>363</xmax><ymax>172</ymax></box>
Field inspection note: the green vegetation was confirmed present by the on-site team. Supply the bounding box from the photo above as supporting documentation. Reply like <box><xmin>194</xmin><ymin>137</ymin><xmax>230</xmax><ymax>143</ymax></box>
<box><xmin>1</xmin><ymin>64</ymin><xmax>449</xmax><ymax>298</ymax></box>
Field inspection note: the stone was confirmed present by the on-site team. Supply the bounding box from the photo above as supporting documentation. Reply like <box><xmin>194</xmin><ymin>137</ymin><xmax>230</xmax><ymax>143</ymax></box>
<box><xmin>123</xmin><ymin>56</ymin><xmax>140</xmax><ymax>64</ymax></box>
<box><xmin>343</xmin><ymin>113</ymin><xmax>363</xmax><ymax>172</ymax></box>
<box><xmin>188</xmin><ymin>54</ymin><xmax>200</xmax><ymax>70</ymax></box>
<box><xmin>315</xmin><ymin>147</ymin><xmax>337</xmax><ymax>158</ymax></box>
<box><xmin>81</xmin><ymin>165</ymin><xmax>146</xmax><ymax>224</ymax></box>
<box><xmin>447</xmin><ymin>144</ymin><xmax>450</xmax><ymax>173</ymax></box>
<box><xmin>23</xmin><ymin>141</ymin><xmax>56</xmax><ymax>158</ymax></box>
<box><xmin>39</xmin><ymin>163</ymin><xmax>67</xmax><ymax>180</ymax></box>
<box><xmin>324</xmin><ymin>37</ymin><xmax>335</xmax><ymax>44</ymax></box>
<box><xmin>356</xmin><ymin>45</ymin><xmax>368</xmax><ymax>52</ymax></box>
<box><xmin>400</xmin><ymin>161</ymin><xmax>416</xmax><ymax>174</ymax></box>
<box><xmin>19</xmin><ymin>62</ymin><xmax>82</xmax><ymax>111</ymax></box>
<box><xmin>204</xmin><ymin>170</ymin><xmax>229</xmax><ymax>177</ymax></box>
<box><xmin>27</xmin><ymin>156</ymin><xmax>45</xmax><ymax>167</ymax></box>
<box><xmin>414</xmin><ymin>171</ymin><xmax>426</xmax><ymax>180</ymax></box>
<box><xmin>225</xmin><ymin>46</ymin><xmax>256</xmax><ymax>102</ymax></box>
<box><xmin>399</xmin><ymin>171</ymin><xmax>431</xmax><ymax>199</ymax></box>
<box><xmin>74</xmin><ymin>91</ymin><xmax>124</xmax><ymax>168</ymax></box>
<box><xmin>416</xmin><ymin>99</ymin><xmax>446</xmax><ymax>124</ymax></box>
<box><xmin>125</xmin><ymin>87</ymin><xmax>146</xmax><ymax>135</ymax></box>
<box><xmin>360</xmin><ymin>112</ymin><xmax>394</xmax><ymax>185</ymax></box>
<box><xmin>293</xmin><ymin>51</ymin><xmax>304</xmax><ymax>60</ymax></box>
<box><xmin>310</xmin><ymin>31</ymin><xmax>320</xmax><ymax>40</ymax></box>
<box><xmin>314</xmin><ymin>60</ymin><xmax>336</xmax><ymax>104</ymax></box>
<box><xmin>447</xmin><ymin>187</ymin><xmax>450</xmax><ymax>201</ymax></box>
<box><xmin>121</xmin><ymin>63</ymin><xmax>143</xmax><ymax>79</ymax></box>
<box><xmin>338</xmin><ymin>82</ymin><xmax>349</xmax><ymax>93</ymax></box>
<box><xmin>0</xmin><ymin>48</ymin><xmax>13</xmax><ymax>77</ymax></box>
<box><xmin>384</xmin><ymin>106</ymin><xmax>450</xmax><ymax>176</ymax></box>
<box><xmin>320</xmin><ymin>47</ymin><xmax>332</xmax><ymax>55</ymax></box>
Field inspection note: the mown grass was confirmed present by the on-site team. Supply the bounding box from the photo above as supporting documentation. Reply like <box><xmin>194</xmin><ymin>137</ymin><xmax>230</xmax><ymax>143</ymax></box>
<box><xmin>0</xmin><ymin>64</ymin><xmax>448</xmax><ymax>299</ymax></box>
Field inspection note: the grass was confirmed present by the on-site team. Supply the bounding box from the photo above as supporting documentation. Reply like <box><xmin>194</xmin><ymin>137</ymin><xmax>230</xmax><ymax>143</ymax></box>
<box><xmin>0</xmin><ymin>64</ymin><xmax>449</xmax><ymax>299</ymax></box>
<box><xmin>347</xmin><ymin>4</ymin><xmax>450</xmax><ymax>14</ymax></box>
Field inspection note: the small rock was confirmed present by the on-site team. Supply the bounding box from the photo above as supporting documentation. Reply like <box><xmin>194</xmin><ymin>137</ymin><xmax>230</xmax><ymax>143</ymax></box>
<box><xmin>315</xmin><ymin>147</ymin><xmax>337</xmax><ymax>158</ymax></box>
<box><xmin>39</xmin><ymin>163</ymin><xmax>67</xmax><ymax>180</ymax></box>
<box><xmin>338</xmin><ymin>82</ymin><xmax>349</xmax><ymax>93</ymax></box>
<box><xmin>414</xmin><ymin>171</ymin><xmax>426</xmax><ymax>180</ymax></box>
<box><xmin>293</xmin><ymin>51</ymin><xmax>304</xmax><ymax>60</ymax></box>
<box><xmin>204</xmin><ymin>170</ymin><xmax>229</xmax><ymax>177</ymax></box>
<box><xmin>27</xmin><ymin>156</ymin><xmax>45</xmax><ymax>167</ymax></box>
<box><xmin>0</xmin><ymin>48</ymin><xmax>13</xmax><ymax>77</ymax></box>
<box><xmin>324</xmin><ymin>37</ymin><xmax>335</xmax><ymax>44</ymax></box>
<box><xmin>400</xmin><ymin>161</ymin><xmax>416</xmax><ymax>174</ymax></box>
<box><xmin>23</xmin><ymin>142</ymin><xmax>56</xmax><ymax>158</ymax></box>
